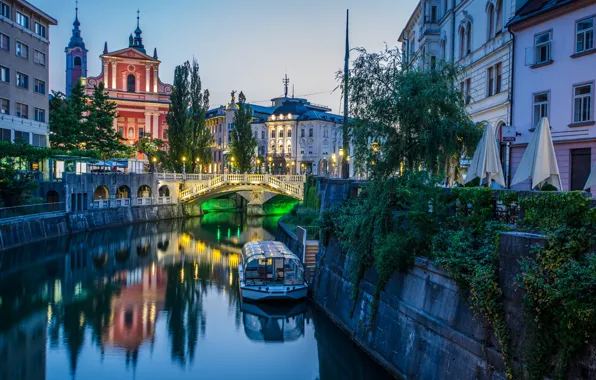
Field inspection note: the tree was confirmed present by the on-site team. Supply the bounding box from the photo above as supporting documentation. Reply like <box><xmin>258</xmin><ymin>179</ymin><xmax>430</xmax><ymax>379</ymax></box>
<box><xmin>135</xmin><ymin>134</ymin><xmax>165</xmax><ymax>171</ymax></box>
<box><xmin>86</xmin><ymin>82</ymin><xmax>133</xmax><ymax>159</ymax></box>
<box><xmin>165</xmin><ymin>62</ymin><xmax>191</xmax><ymax>172</ymax></box>
<box><xmin>49</xmin><ymin>81</ymin><xmax>88</xmax><ymax>151</ymax></box>
<box><xmin>188</xmin><ymin>59</ymin><xmax>213</xmax><ymax>172</ymax></box>
<box><xmin>346</xmin><ymin>46</ymin><xmax>481</xmax><ymax>180</ymax></box>
<box><xmin>229</xmin><ymin>91</ymin><xmax>257</xmax><ymax>173</ymax></box>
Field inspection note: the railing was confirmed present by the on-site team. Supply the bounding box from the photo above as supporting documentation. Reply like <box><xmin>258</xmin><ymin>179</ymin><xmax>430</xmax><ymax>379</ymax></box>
<box><xmin>298</xmin><ymin>225</ymin><xmax>320</xmax><ymax>240</ymax></box>
<box><xmin>157</xmin><ymin>196</ymin><xmax>172</xmax><ymax>205</ymax></box>
<box><xmin>178</xmin><ymin>174</ymin><xmax>305</xmax><ymax>202</ymax></box>
<box><xmin>0</xmin><ymin>202</ymin><xmax>66</xmax><ymax>219</ymax></box>
<box><xmin>136</xmin><ymin>197</ymin><xmax>153</xmax><ymax>206</ymax></box>
<box><xmin>110</xmin><ymin>198</ymin><xmax>131</xmax><ymax>208</ymax></box>
<box><xmin>91</xmin><ymin>200</ymin><xmax>110</xmax><ymax>209</ymax></box>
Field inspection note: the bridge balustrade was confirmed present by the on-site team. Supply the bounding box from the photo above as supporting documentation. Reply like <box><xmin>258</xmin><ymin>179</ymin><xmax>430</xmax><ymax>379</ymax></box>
<box><xmin>136</xmin><ymin>197</ymin><xmax>153</xmax><ymax>206</ymax></box>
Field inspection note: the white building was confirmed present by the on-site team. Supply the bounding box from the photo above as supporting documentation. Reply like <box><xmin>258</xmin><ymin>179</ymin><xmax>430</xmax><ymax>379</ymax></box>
<box><xmin>508</xmin><ymin>0</ymin><xmax>596</xmax><ymax>191</ymax></box>
<box><xmin>399</xmin><ymin>0</ymin><xmax>526</xmax><ymax>183</ymax></box>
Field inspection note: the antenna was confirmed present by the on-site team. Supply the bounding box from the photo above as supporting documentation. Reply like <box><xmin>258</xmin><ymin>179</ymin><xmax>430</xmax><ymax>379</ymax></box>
<box><xmin>282</xmin><ymin>74</ymin><xmax>290</xmax><ymax>99</ymax></box>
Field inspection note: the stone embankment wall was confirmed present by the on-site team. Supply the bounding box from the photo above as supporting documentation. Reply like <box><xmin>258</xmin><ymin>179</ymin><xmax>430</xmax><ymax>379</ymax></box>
<box><xmin>312</xmin><ymin>179</ymin><xmax>595</xmax><ymax>380</ymax></box>
<box><xmin>0</xmin><ymin>204</ymin><xmax>185</xmax><ymax>250</ymax></box>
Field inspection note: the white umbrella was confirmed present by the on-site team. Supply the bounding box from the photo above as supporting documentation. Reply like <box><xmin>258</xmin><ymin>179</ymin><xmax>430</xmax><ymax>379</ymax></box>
<box><xmin>464</xmin><ymin>123</ymin><xmax>505</xmax><ymax>187</ymax></box>
<box><xmin>583</xmin><ymin>162</ymin><xmax>596</xmax><ymax>190</ymax></box>
<box><xmin>511</xmin><ymin>117</ymin><xmax>562</xmax><ymax>190</ymax></box>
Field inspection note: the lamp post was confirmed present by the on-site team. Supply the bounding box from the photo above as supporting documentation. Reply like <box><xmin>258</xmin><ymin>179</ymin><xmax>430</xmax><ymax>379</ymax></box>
<box><xmin>268</xmin><ymin>156</ymin><xmax>272</xmax><ymax>174</ymax></box>
<box><xmin>331</xmin><ymin>153</ymin><xmax>337</xmax><ymax>178</ymax></box>
<box><xmin>339</xmin><ymin>148</ymin><xmax>345</xmax><ymax>179</ymax></box>
<box><xmin>256</xmin><ymin>158</ymin><xmax>261</xmax><ymax>174</ymax></box>
<box><xmin>230</xmin><ymin>156</ymin><xmax>235</xmax><ymax>173</ymax></box>
<box><xmin>152</xmin><ymin>156</ymin><xmax>157</xmax><ymax>173</ymax></box>
<box><xmin>182</xmin><ymin>156</ymin><xmax>186</xmax><ymax>176</ymax></box>
<box><xmin>195</xmin><ymin>157</ymin><xmax>200</xmax><ymax>173</ymax></box>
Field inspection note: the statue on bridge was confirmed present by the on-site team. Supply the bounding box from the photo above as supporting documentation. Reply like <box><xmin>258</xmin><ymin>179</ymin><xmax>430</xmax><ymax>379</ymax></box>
<box><xmin>230</xmin><ymin>90</ymin><xmax>236</xmax><ymax>104</ymax></box>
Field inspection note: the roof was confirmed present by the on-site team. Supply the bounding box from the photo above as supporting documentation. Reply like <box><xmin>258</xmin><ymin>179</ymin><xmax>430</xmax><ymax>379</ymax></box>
<box><xmin>297</xmin><ymin>110</ymin><xmax>345</xmax><ymax>123</ymax></box>
<box><xmin>17</xmin><ymin>0</ymin><xmax>58</xmax><ymax>25</ymax></box>
<box><xmin>241</xmin><ymin>241</ymin><xmax>300</xmax><ymax>263</ymax></box>
<box><xmin>398</xmin><ymin>1</ymin><xmax>421</xmax><ymax>42</ymax></box>
<box><xmin>508</xmin><ymin>0</ymin><xmax>576</xmax><ymax>28</ymax></box>
<box><xmin>272</xmin><ymin>99</ymin><xmax>311</xmax><ymax>117</ymax></box>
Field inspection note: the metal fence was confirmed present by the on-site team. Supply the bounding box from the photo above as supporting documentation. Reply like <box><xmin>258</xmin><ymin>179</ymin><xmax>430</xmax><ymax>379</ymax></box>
<box><xmin>0</xmin><ymin>202</ymin><xmax>66</xmax><ymax>220</ymax></box>
<box><xmin>298</xmin><ymin>225</ymin><xmax>320</xmax><ymax>240</ymax></box>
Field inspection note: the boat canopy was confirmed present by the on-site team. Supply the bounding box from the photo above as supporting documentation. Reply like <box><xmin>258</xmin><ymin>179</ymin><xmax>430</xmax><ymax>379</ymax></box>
<box><xmin>241</xmin><ymin>241</ymin><xmax>300</xmax><ymax>265</ymax></box>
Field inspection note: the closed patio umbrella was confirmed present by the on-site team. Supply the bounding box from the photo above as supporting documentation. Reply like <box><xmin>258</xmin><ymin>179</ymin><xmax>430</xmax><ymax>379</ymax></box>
<box><xmin>511</xmin><ymin>117</ymin><xmax>562</xmax><ymax>190</ymax></box>
<box><xmin>464</xmin><ymin>123</ymin><xmax>505</xmax><ymax>187</ymax></box>
<box><xmin>583</xmin><ymin>162</ymin><xmax>596</xmax><ymax>190</ymax></box>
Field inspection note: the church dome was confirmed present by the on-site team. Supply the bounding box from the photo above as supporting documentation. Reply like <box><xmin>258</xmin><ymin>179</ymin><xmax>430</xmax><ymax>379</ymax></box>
<box><xmin>272</xmin><ymin>99</ymin><xmax>309</xmax><ymax>117</ymax></box>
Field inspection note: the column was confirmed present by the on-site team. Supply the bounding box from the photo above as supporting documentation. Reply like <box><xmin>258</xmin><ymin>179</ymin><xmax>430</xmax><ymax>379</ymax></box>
<box><xmin>145</xmin><ymin>65</ymin><xmax>151</xmax><ymax>93</ymax></box>
<box><xmin>111</xmin><ymin>62</ymin><xmax>117</xmax><ymax>89</ymax></box>
<box><xmin>153</xmin><ymin>67</ymin><xmax>158</xmax><ymax>93</ymax></box>
<box><xmin>152</xmin><ymin>113</ymin><xmax>159</xmax><ymax>139</ymax></box>
<box><xmin>113</xmin><ymin>118</ymin><xmax>118</xmax><ymax>133</ymax></box>
<box><xmin>145</xmin><ymin>112</ymin><xmax>151</xmax><ymax>138</ymax></box>
<box><xmin>103</xmin><ymin>61</ymin><xmax>109</xmax><ymax>87</ymax></box>
<box><xmin>122</xmin><ymin>74</ymin><xmax>126</xmax><ymax>92</ymax></box>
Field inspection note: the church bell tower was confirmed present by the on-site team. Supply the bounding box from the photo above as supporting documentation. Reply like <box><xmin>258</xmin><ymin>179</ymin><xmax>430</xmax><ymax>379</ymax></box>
<box><xmin>65</xmin><ymin>2</ymin><xmax>88</xmax><ymax>96</ymax></box>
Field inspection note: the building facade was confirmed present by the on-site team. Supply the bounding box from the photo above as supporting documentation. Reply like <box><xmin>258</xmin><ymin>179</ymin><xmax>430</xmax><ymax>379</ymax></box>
<box><xmin>0</xmin><ymin>0</ymin><xmax>57</xmax><ymax>147</ymax></box>
<box><xmin>508</xmin><ymin>0</ymin><xmax>596</xmax><ymax>191</ymax></box>
<box><xmin>399</xmin><ymin>0</ymin><xmax>526</xmax><ymax>184</ymax></box>
<box><xmin>68</xmin><ymin>11</ymin><xmax>172</xmax><ymax>152</ymax></box>
<box><xmin>205</xmin><ymin>90</ymin><xmax>345</xmax><ymax>175</ymax></box>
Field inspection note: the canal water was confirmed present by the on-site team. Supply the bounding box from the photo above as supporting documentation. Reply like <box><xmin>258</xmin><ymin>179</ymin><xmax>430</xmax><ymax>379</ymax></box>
<box><xmin>0</xmin><ymin>213</ymin><xmax>394</xmax><ymax>380</ymax></box>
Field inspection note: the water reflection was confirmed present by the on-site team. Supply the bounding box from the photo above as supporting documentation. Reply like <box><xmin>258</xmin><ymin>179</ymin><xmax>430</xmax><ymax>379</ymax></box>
<box><xmin>0</xmin><ymin>213</ymin><xmax>393</xmax><ymax>380</ymax></box>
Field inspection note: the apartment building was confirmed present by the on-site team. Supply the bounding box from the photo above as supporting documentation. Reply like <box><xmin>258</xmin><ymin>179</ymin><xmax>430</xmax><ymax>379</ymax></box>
<box><xmin>0</xmin><ymin>0</ymin><xmax>56</xmax><ymax>147</ymax></box>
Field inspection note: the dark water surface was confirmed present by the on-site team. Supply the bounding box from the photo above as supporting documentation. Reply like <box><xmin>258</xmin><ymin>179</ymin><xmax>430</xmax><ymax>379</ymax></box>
<box><xmin>0</xmin><ymin>213</ymin><xmax>394</xmax><ymax>380</ymax></box>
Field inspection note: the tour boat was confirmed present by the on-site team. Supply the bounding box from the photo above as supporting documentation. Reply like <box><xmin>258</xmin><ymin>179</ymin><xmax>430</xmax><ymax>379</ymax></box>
<box><xmin>238</xmin><ymin>241</ymin><xmax>308</xmax><ymax>301</ymax></box>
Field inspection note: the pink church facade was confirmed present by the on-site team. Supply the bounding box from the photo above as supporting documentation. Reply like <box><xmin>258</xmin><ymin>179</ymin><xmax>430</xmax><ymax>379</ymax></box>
<box><xmin>509</xmin><ymin>0</ymin><xmax>596</xmax><ymax>191</ymax></box>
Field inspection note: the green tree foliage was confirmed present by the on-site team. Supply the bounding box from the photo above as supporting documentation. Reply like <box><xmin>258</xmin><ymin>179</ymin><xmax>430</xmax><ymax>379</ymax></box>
<box><xmin>86</xmin><ymin>82</ymin><xmax>132</xmax><ymax>159</ymax></box>
<box><xmin>230</xmin><ymin>91</ymin><xmax>257</xmax><ymax>173</ymax></box>
<box><xmin>188</xmin><ymin>59</ymin><xmax>213</xmax><ymax>172</ymax></box>
<box><xmin>346</xmin><ymin>46</ymin><xmax>481</xmax><ymax>179</ymax></box>
<box><xmin>165</xmin><ymin>60</ymin><xmax>211</xmax><ymax>172</ymax></box>
<box><xmin>135</xmin><ymin>134</ymin><xmax>166</xmax><ymax>171</ymax></box>
<box><xmin>49</xmin><ymin>80</ymin><xmax>132</xmax><ymax>159</ymax></box>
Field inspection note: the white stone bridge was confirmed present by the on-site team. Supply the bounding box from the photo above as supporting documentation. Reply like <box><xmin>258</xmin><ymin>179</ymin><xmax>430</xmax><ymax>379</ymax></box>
<box><xmin>157</xmin><ymin>173</ymin><xmax>306</xmax><ymax>213</ymax></box>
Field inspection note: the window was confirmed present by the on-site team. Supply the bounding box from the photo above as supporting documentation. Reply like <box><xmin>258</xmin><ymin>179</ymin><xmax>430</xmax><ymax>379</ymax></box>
<box><xmin>487</xmin><ymin>3</ymin><xmax>495</xmax><ymax>39</ymax></box>
<box><xmin>431</xmin><ymin>6</ymin><xmax>437</xmax><ymax>22</ymax></box>
<box><xmin>261</xmin><ymin>131</ymin><xmax>265</xmax><ymax>139</ymax></box>
<box><xmin>466</xmin><ymin>22</ymin><xmax>472</xmax><ymax>55</ymax></box>
<box><xmin>465</xmin><ymin>78</ymin><xmax>471</xmax><ymax>105</ymax></box>
<box><xmin>0</xmin><ymin>66</ymin><xmax>8</xmax><ymax>83</ymax></box>
<box><xmin>74</xmin><ymin>56</ymin><xmax>81</xmax><ymax>67</ymax></box>
<box><xmin>118</xmin><ymin>126</ymin><xmax>124</xmax><ymax>136</ymax></box>
<box><xmin>279</xmin><ymin>130</ymin><xmax>284</xmax><ymax>138</ymax></box>
<box><xmin>535</xmin><ymin>31</ymin><xmax>552</xmax><ymax>64</ymax></box>
<box><xmin>495</xmin><ymin>0</ymin><xmax>503</xmax><ymax>34</ymax></box>
<box><xmin>16</xmin><ymin>42</ymin><xmax>28</xmax><ymax>59</ymax></box>
<box><xmin>34</xmin><ymin>22</ymin><xmax>46</xmax><ymax>38</ymax></box>
<box><xmin>16</xmin><ymin>12</ymin><xmax>28</xmax><ymax>28</ymax></box>
<box><xmin>309</xmin><ymin>128</ymin><xmax>313</xmax><ymax>137</ymax></box>
<box><xmin>287</xmin><ymin>130</ymin><xmax>292</xmax><ymax>138</ymax></box>
<box><xmin>128</xmin><ymin>128</ymin><xmax>134</xmax><ymax>139</ymax></box>
<box><xmin>14</xmin><ymin>130</ymin><xmax>29</xmax><ymax>142</ymax></box>
<box><xmin>16</xmin><ymin>72</ymin><xmax>28</xmax><ymax>88</ymax></box>
<box><xmin>32</xmin><ymin>133</ymin><xmax>46</xmax><ymax>147</ymax></box>
<box><xmin>0</xmin><ymin>2</ymin><xmax>10</xmax><ymax>19</ymax></box>
<box><xmin>34</xmin><ymin>50</ymin><xmax>45</xmax><ymax>65</ymax></box>
<box><xmin>574</xmin><ymin>83</ymin><xmax>593</xmax><ymax>123</ymax></box>
<box><xmin>430</xmin><ymin>56</ymin><xmax>437</xmax><ymax>70</ymax></box>
<box><xmin>34</xmin><ymin>79</ymin><xmax>45</xmax><ymax>94</ymax></box>
<box><xmin>441</xmin><ymin>39</ymin><xmax>447</xmax><ymax>59</ymax></box>
<box><xmin>34</xmin><ymin>108</ymin><xmax>45</xmax><ymax>122</ymax></box>
<box><xmin>301</xmin><ymin>129</ymin><xmax>305</xmax><ymax>138</ymax></box>
<box><xmin>495</xmin><ymin>62</ymin><xmax>502</xmax><ymax>93</ymax></box>
<box><xmin>459</xmin><ymin>26</ymin><xmax>465</xmax><ymax>59</ymax></box>
<box><xmin>127</xmin><ymin>74</ymin><xmax>135</xmax><ymax>92</ymax></box>
<box><xmin>533</xmin><ymin>92</ymin><xmax>549</xmax><ymax>127</ymax></box>
<box><xmin>576</xmin><ymin>17</ymin><xmax>594</xmax><ymax>54</ymax></box>
<box><xmin>0</xmin><ymin>127</ymin><xmax>10</xmax><ymax>141</ymax></box>
<box><xmin>0</xmin><ymin>98</ymin><xmax>8</xmax><ymax>114</ymax></box>
<box><xmin>0</xmin><ymin>33</ymin><xmax>8</xmax><ymax>50</ymax></box>
<box><xmin>487</xmin><ymin>67</ymin><xmax>494</xmax><ymax>96</ymax></box>
<box><xmin>138</xmin><ymin>128</ymin><xmax>144</xmax><ymax>138</ymax></box>
<box><xmin>323</xmin><ymin>128</ymin><xmax>328</xmax><ymax>138</ymax></box>
<box><xmin>271</xmin><ymin>130</ymin><xmax>275</xmax><ymax>138</ymax></box>
<box><xmin>16</xmin><ymin>103</ymin><xmax>28</xmax><ymax>119</ymax></box>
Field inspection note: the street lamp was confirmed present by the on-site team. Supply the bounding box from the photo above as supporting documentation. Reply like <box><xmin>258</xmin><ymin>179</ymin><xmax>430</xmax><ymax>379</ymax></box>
<box><xmin>195</xmin><ymin>157</ymin><xmax>200</xmax><ymax>173</ymax></box>
<box><xmin>256</xmin><ymin>158</ymin><xmax>261</xmax><ymax>174</ymax></box>
<box><xmin>152</xmin><ymin>156</ymin><xmax>157</xmax><ymax>173</ymax></box>
<box><xmin>182</xmin><ymin>156</ymin><xmax>186</xmax><ymax>175</ymax></box>
<box><xmin>267</xmin><ymin>156</ymin><xmax>272</xmax><ymax>174</ymax></box>
<box><xmin>331</xmin><ymin>153</ymin><xmax>337</xmax><ymax>178</ymax></box>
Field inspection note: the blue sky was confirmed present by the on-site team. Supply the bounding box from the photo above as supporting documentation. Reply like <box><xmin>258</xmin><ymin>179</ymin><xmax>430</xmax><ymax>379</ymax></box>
<box><xmin>32</xmin><ymin>0</ymin><xmax>413</xmax><ymax>113</ymax></box>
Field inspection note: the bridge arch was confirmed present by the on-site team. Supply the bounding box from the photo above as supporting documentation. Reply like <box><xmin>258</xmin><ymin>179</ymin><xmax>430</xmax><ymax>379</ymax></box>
<box><xmin>94</xmin><ymin>185</ymin><xmax>109</xmax><ymax>200</ymax></box>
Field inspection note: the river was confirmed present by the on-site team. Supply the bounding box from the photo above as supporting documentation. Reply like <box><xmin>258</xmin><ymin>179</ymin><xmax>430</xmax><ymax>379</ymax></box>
<box><xmin>0</xmin><ymin>213</ymin><xmax>394</xmax><ymax>380</ymax></box>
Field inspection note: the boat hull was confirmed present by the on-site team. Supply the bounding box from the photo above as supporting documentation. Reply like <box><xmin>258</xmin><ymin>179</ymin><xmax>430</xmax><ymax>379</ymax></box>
<box><xmin>239</xmin><ymin>284</ymin><xmax>308</xmax><ymax>301</ymax></box>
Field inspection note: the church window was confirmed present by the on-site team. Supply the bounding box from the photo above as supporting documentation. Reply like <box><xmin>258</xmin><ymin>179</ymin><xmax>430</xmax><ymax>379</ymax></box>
<box><xmin>127</xmin><ymin>74</ymin><xmax>135</xmax><ymax>93</ymax></box>
<box><xmin>74</xmin><ymin>56</ymin><xmax>82</xmax><ymax>68</ymax></box>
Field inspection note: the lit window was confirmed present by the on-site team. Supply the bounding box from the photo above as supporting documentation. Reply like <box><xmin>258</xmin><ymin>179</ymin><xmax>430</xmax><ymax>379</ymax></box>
<box><xmin>534</xmin><ymin>31</ymin><xmax>552</xmax><ymax>65</ymax></box>
<box><xmin>16</xmin><ymin>12</ymin><xmax>28</xmax><ymax>28</ymax></box>
<box><xmin>574</xmin><ymin>83</ymin><xmax>593</xmax><ymax>123</ymax></box>
<box><xmin>576</xmin><ymin>17</ymin><xmax>594</xmax><ymax>54</ymax></box>
<box><xmin>533</xmin><ymin>92</ymin><xmax>549</xmax><ymax>128</ymax></box>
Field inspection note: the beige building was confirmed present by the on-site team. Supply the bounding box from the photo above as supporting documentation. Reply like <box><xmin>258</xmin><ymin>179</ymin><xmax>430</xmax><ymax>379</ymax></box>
<box><xmin>0</xmin><ymin>0</ymin><xmax>56</xmax><ymax>147</ymax></box>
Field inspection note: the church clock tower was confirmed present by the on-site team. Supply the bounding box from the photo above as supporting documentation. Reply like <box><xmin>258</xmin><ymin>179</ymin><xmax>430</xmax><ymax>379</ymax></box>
<box><xmin>65</xmin><ymin>4</ymin><xmax>88</xmax><ymax>96</ymax></box>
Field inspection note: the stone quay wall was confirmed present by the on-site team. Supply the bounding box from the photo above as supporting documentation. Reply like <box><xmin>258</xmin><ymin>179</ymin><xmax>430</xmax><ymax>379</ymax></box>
<box><xmin>312</xmin><ymin>179</ymin><xmax>595</xmax><ymax>380</ymax></box>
